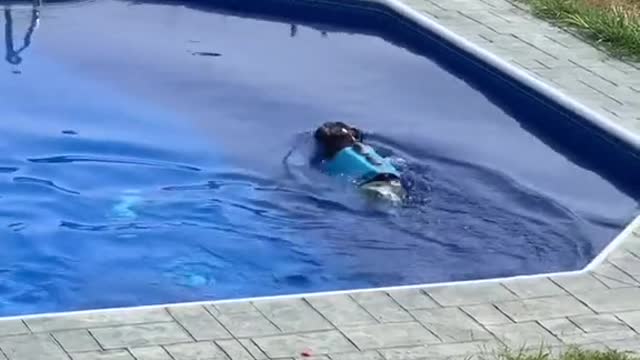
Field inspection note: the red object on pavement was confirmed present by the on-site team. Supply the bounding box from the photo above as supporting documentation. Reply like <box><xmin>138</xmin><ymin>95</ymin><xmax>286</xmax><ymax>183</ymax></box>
<box><xmin>301</xmin><ymin>350</ymin><xmax>312</xmax><ymax>357</ymax></box>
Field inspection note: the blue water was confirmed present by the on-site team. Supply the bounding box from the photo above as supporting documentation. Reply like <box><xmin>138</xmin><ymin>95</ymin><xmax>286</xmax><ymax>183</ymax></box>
<box><xmin>0</xmin><ymin>0</ymin><xmax>638</xmax><ymax>317</ymax></box>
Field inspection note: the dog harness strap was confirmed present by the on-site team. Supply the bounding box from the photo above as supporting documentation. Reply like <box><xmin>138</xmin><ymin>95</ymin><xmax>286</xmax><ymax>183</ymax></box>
<box><xmin>324</xmin><ymin>143</ymin><xmax>400</xmax><ymax>184</ymax></box>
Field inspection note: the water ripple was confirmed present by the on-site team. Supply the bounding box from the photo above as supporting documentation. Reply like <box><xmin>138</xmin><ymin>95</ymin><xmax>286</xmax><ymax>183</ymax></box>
<box><xmin>0</xmin><ymin>167</ymin><xmax>19</xmax><ymax>173</ymax></box>
<box><xmin>27</xmin><ymin>155</ymin><xmax>201</xmax><ymax>172</ymax></box>
<box><xmin>13</xmin><ymin>176</ymin><xmax>80</xmax><ymax>195</ymax></box>
<box><xmin>59</xmin><ymin>221</ymin><xmax>151</xmax><ymax>232</ymax></box>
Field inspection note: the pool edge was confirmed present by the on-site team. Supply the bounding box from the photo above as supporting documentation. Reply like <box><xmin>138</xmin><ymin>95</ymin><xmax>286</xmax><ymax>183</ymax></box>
<box><xmin>0</xmin><ymin>215</ymin><xmax>637</xmax><ymax>322</ymax></box>
<box><xmin>378</xmin><ymin>0</ymin><xmax>640</xmax><ymax>151</ymax></box>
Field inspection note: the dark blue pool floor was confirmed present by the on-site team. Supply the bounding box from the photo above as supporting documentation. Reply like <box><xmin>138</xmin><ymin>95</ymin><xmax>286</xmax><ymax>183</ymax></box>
<box><xmin>0</xmin><ymin>0</ymin><xmax>637</xmax><ymax>316</ymax></box>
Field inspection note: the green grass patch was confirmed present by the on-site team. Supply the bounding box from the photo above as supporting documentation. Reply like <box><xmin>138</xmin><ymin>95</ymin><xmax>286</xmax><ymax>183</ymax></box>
<box><xmin>523</xmin><ymin>0</ymin><xmax>640</xmax><ymax>60</ymax></box>
<box><xmin>478</xmin><ymin>346</ymin><xmax>640</xmax><ymax>360</ymax></box>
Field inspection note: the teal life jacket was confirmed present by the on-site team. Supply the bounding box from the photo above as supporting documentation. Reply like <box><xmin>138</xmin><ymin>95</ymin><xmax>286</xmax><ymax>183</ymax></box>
<box><xmin>323</xmin><ymin>143</ymin><xmax>400</xmax><ymax>185</ymax></box>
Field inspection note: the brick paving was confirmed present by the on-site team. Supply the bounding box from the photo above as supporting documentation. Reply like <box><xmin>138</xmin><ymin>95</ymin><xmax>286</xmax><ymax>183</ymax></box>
<box><xmin>1</xmin><ymin>0</ymin><xmax>639</xmax><ymax>359</ymax></box>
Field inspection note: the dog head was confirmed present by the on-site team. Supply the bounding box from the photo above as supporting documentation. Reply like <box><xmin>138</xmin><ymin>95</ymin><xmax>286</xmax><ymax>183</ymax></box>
<box><xmin>314</xmin><ymin>121</ymin><xmax>363</xmax><ymax>158</ymax></box>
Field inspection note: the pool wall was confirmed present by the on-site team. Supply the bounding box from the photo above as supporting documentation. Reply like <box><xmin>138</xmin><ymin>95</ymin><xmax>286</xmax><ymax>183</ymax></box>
<box><xmin>377</xmin><ymin>0</ymin><xmax>640</xmax><ymax>148</ymax></box>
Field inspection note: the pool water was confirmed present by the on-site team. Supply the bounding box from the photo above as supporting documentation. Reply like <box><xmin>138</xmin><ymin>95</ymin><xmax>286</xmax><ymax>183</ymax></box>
<box><xmin>0</xmin><ymin>0</ymin><xmax>638</xmax><ymax>317</ymax></box>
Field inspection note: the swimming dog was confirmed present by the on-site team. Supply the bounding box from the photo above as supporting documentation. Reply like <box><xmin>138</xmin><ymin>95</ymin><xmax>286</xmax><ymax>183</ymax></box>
<box><xmin>314</xmin><ymin>121</ymin><xmax>406</xmax><ymax>202</ymax></box>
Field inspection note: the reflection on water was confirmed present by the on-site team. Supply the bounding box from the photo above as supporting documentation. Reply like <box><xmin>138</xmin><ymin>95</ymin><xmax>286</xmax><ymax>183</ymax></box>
<box><xmin>0</xmin><ymin>0</ymin><xmax>637</xmax><ymax>317</ymax></box>
<box><xmin>3</xmin><ymin>0</ymin><xmax>41</xmax><ymax>67</ymax></box>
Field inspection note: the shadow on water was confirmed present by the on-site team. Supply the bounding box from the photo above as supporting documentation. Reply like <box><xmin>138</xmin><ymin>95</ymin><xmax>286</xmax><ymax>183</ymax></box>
<box><xmin>126</xmin><ymin>0</ymin><xmax>640</xmax><ymax>201</ymax></box>
<box><xmin>5</xmin><ymin>0</ymin><xmax>638</xmax><ymax>197</ymax></box>
<box><xmin>123</xmin><ymin>0</ymin><xmax>638</xmax><ymax>284</ymax></box>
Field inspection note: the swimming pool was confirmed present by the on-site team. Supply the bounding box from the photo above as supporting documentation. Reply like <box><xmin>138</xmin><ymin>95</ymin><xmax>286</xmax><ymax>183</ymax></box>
<box><xmin>0</xmin><ymin>0</ymin><xmax>638</xmax><ymax>317</ymax></box>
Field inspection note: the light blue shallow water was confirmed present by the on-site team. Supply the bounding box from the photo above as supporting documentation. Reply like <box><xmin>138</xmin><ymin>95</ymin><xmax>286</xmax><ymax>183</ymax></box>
<box><xmin>0</xmin><ymin>0</ymin><xmax>637</xmax><ymax>317</ymax></box>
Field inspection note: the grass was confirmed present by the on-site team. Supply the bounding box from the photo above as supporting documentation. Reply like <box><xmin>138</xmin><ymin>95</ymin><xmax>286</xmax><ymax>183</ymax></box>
<box><xmin>522</xmin><ymin>0</ymin><xmax>640</xmax><ymax>60</ymax></box>
<box><xmin>476</xmin><ymin>346</ymin><xmax>640</xmax><ymax>360</ymax></box>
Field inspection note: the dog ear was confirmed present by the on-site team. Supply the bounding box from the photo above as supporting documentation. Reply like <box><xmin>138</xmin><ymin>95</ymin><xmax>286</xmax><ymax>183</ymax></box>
<box><xmin>314</xmin><ymin>125</ymin><xmax>330</xmax><ymax>141</ymax></box>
